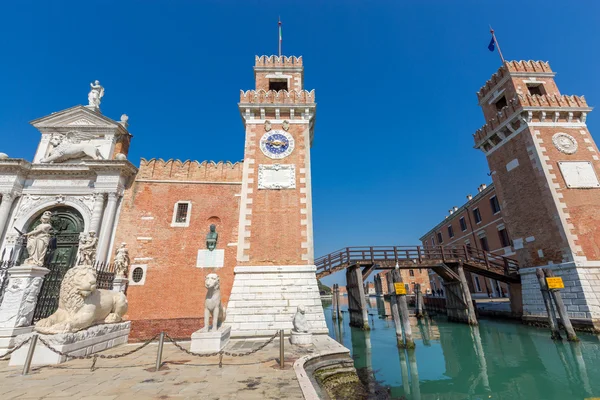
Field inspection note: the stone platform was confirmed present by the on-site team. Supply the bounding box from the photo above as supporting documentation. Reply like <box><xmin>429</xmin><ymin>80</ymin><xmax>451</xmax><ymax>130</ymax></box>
<box><xmin>10</xmin><ymin>322</ymin><xmax>130</xmax><ymax>366</ymax></box>
<box><xmin>224</xmin><ymin>265</ymin><xmax>328</xmax><ymax>338</ymax></box>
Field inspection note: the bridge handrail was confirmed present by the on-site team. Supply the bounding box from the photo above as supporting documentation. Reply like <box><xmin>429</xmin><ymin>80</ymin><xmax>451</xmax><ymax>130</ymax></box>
<box><xmin>314</xmin><ymin>245</ymin><xmax>519</xmax><ymax>277</ymax></box>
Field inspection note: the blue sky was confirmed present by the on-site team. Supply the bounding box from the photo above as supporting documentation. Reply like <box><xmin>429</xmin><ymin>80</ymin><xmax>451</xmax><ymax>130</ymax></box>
<box><xmin>2</xmin><ymin>1</ymin><xmax>599</xmax><ymax>285</ymax></box>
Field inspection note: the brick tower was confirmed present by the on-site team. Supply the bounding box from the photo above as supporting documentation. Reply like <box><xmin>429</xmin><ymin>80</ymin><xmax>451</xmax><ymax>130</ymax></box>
<box><xmin>224</xmin><ymin>56</ymin><xmax>327</xmax><ymax>337</ymax></box>
<box><xmin>473</xmin><ymin>61</ymin><xmax>600</xmax><ymax>329</ymax></box>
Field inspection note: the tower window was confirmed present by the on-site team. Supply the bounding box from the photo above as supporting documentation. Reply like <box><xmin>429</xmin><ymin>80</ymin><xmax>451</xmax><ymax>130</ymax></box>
<box><xmin>269</xmin><ymin>79</ymin><xmax>288</xmax><ymax>91</ymax></box>
<box><xmin>495</xmin><ymin>96</ymin><xmax>507</xmax><ymax>111</ymax></box>
<box><xmin>527</xmin><ymin>84</ymin><xmax>545</xmax><ymax>96</ymax></box>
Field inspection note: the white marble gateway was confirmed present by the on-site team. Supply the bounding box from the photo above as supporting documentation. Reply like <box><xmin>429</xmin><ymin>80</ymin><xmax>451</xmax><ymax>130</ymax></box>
<box><xmin>196</xmin><ymin>249</ymin><xmax>225</xmax><ymax>268</ymax></box>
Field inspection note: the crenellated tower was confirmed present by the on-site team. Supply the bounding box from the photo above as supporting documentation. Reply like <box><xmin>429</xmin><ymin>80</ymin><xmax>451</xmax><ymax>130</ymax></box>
<box><xmin>474</xmin><ymin>61</ymin><xmax>600</xmax><ymax>328</ymax></box>
<box><xmin>224</xmin><ymin>55</ymin><xmax>326</xmax><ymax>337</ymax></box>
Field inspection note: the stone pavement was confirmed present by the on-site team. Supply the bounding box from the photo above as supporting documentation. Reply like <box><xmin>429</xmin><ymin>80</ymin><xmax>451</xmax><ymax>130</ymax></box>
<box><xmin>0</xmin><ymin>335</ymin><xmax>322</xmax><ymax>400</ymax></box>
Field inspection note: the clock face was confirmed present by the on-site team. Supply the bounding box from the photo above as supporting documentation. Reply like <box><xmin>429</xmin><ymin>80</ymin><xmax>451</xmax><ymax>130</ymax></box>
<box><xmin>259</xmin><ymin>130</ymin><xmax>295</xmax><ymax>159</ymax></box>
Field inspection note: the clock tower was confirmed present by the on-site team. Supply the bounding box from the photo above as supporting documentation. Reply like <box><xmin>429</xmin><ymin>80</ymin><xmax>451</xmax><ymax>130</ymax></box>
<box><xmin>224</xmin><ymin>55</ymin><xmax>327</xmax><ymax>337</ymax></box>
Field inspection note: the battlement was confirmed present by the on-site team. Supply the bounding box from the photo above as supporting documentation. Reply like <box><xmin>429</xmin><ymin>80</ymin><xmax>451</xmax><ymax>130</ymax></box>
<box><xmin>473</xmin><ymin>93</ymin><xmax>590</xmax><ymax>146</ymax></box>
<box><xmin>255</xmin><ymin>55</ymin><xmax>303</xmax><ymax>68</ymax></box>
<box><xmin>477</xmin><ymin>61</ymin><xmax>554</xmax><ymax>101</ymax></box>
<box><xmin>137</xmin><ymin>158</ymin><xmax>243</xmax><ymax>182</ymax></box>
<box><xmin>239</xmin><ymin>89</ymin><xmax>315</xmax><ymax>104</ymax></box>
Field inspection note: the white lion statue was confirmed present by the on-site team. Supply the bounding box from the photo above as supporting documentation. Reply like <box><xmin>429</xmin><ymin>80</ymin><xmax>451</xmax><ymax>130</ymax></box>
<box><xmin>35</xmin><ymin>265</ymin><xmax>128</xmax><ymax>334</ymax></box>
<box><xmin>40</xmin><ymin>133</ymin><xmax>103</xmax><ymax>163</ymax></box>
<box><xmin>200</xmin><ymin>273</ymin><xmax>226</xmax><ymax>332</ymax></box>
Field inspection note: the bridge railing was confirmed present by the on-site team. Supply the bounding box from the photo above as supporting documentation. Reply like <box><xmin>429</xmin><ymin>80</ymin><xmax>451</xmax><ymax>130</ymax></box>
<box><xmin>315</xmin><ymin>245</ymin><xmax>519</xmax><ymax>277</ymax></box>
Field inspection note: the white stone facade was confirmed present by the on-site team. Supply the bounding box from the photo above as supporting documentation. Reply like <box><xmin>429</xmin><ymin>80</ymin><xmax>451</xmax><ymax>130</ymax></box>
<box><xmin>0</xmin><ymin>105</ymin><xmax>137</xmax><ymax>263</ymax></box>
<box><xmin>224</xmin><ymin>265</ymin><xmax>328</xmax><ymax>338</ymax></box>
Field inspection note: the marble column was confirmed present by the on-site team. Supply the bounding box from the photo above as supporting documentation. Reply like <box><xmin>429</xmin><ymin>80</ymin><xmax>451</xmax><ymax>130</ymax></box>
<box><xmin>0</xmin><ymin>264</ymin><xmax>50</xmax><ymax>353</ymax></box>
<box><xmin>96</xmin><ymin>192</ymin><xmax>120</xmax><ymax>263</ymax></box>
<box><xmin>89</xmin><ymin>192</ymin><xmax>106</xmax><ymax>235</ymax></box>
<box><xmin>0</xmin><ymin>192</ymin><xmax>16</xmax><ymax>241</ymax></box>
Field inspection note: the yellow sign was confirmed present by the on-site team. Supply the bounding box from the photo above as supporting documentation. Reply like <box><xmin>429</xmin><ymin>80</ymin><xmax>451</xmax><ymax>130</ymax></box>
<box><xmin>546</xmin><ymin>277</ymin><xmax>565</xmax><ymax>290</ymax></box>
<box><xmin>394</xmin><ymin>283</ymin><xmax>406</xmax><ymax>295</ymax></box>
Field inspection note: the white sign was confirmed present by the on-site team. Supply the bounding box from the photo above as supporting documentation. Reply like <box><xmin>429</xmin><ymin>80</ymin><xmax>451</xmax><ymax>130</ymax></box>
<box><xmin>258</xmin><ymin>164</ymin><xmax>296</xmax><ymax>190</ymax></box>
<box><xmin>558</xmin><ymin>161</ymin><xmax>600</xmax><ymax>189</ymax></box>
<box><xmin>196</xmin><ymin>249</ymin><xmax>224</xmax><ymax>268</ymax></box>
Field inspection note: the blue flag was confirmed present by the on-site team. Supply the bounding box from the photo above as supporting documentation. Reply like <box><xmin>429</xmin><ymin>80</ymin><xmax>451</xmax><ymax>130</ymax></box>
<box><xmin>488</xmin><ymin>37</ymin><xmax>495</xmax><ymax>52</ymax></box>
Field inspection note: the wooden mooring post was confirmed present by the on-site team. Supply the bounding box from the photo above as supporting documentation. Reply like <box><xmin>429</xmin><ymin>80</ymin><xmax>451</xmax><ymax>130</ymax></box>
<box><xmin>457</xmin><ymin>264</ymin><xmax>478</xmax><ymax>326</ymax></box>
<box><xmin>544</xmin><ymin>268</ymin><xmax>578</xmax><ymax>342</ymax></box>
<box><xmin>332</xmin><ymin>284</ymin><xmax>341</xmax><ymax>320</ymax></box>
<box><xmin>386</xmin><ymin>272</ymin><xmax>405</xmax><ymax>347</ymax></box>
<box><xmin>392</xmin><ymin>268</ymin><xmax>415</xmax><ymax>349</ymax></box>
<box><xmin>346</xmin><ymin>266</ymin><xmax>369</xmax><ymax>330</ymax></box>
<box><xmin>535</xmin><ymin>268</ymin><xmax>562</xmax><ymax>340</ymax></box>
<box><xmin>415</xmin><ymin>283</ymin><xmax>424</xmax><ymax>319</ymax></box>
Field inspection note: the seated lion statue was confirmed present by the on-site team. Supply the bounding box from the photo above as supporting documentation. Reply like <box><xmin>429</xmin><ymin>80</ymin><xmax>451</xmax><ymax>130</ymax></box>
<box><xmin>35</xmin><ymin>265</ymin><xmax>128</xmax><ymax>334</ymax></box>
<box><xmin>200</xmin><ymin>273</ymin><xmax>226</xmax><ymax>332</ymax></box>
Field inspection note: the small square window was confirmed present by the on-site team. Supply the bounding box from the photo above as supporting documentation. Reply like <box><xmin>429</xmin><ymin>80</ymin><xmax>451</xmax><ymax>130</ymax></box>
<box><xmin>527</xmin><ymin>84</ymin><xmax>544</xmax><ymax>96</ymax></box>
<box><xmin>447</xmin><ymin>225</ymin><xmax>454</xmax><ymax>238</ymax></box>
<box><xmin>171</xmin><ymin>201</ymin><xmax>192</xmax><ymax>227</ymax></box>
<box><xmin>459</xmin><ymin>217</ymin><xmax>467</xmax><ymax>231</ymax></box>
<box><xmin>473</xmin><ymin>208</ymin><xmax>482</xmax><ymax>224</ymax></box>
<box><xmin>409</xmin><ymin>270</ymin><xmax>414</xmax><ymax>277</ymax></box>
<box><xmin>269</xmin><ymin>80</ymin><xmax>288</xmax><ymax>91</ymax></box>
<box><xmin>490</xmin><ymin>196</ymin><xmax>501</xmax><ymax>214</ymax></box>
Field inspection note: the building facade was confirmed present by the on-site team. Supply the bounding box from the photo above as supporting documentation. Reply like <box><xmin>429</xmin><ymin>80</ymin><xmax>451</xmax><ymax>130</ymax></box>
<box><xmin>373</xmin><ymin>268</ymin><xmax>431</xmax><ymax>297</ymax></box>
<box><xmin>419</xmin><ymin>183</ymin><xmax>511</xmax><ymax>299</ymax></box>
<box><xmin>422</xmin><ymin>60</ymin><xmax>600</xmax><ymax>329</ymax></box>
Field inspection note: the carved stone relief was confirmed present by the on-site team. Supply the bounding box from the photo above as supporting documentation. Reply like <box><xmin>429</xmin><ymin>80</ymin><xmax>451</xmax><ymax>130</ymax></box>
<box><xmin>552</xmin><ymin>133</ymin><xmax>578</xmax><ymax>154</ymax></box>
<box><xmin>0</xmin><ymin>276</ymin><xmax>43</xmax><ymax>328</ymax></box>
<box><xmin>257</xmin><ymin>164</ymin><xmax>296</xmax><ymax>190</ymax></box>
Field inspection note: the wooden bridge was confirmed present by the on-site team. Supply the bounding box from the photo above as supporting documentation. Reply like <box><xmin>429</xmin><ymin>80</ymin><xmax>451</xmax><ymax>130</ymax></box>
<box><xmin>315</xmin><ymin>246</ymin><xmax>520</xmax><ymax>329</ymax></box>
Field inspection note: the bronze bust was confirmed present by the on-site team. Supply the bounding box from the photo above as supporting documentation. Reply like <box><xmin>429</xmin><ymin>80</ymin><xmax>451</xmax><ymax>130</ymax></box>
<box><xmin>206</xmin><ymin>224</ymin><xmax>218</xmax><ymax>251</ymax></box>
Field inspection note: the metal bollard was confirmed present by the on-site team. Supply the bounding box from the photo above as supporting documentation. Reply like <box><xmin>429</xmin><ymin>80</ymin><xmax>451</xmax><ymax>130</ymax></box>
<box><xmin>155</xmin><ymin>332</ymin><xmax>165</xmax><ymax>372</ymax></box>
<box><xmin>22</xmin><ymin>334</ymin><xmax>38</xmax><ymax>376</ymax></box>
<box><xmin>279</xmin><ymin>330</ymin><xmax>284</xmax><ymax>370</ymax></box>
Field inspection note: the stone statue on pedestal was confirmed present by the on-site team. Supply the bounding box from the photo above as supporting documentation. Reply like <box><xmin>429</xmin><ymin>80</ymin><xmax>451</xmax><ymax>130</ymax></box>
<box><xmin>88</xmin><ymin>80</ymin><xmax>104</xmax><ymax>109</ymax></box>
<box><xmin>77</xmin><ymin>231</ymin><xmax>98</xmax><ymax>265</ymax></box>
<box><xmin>22</xmin><ymin>211</ymin><xmax>53</xmax><ymax>267</ymax></box>
<box><xmin>113</xmin><ymin>243</ymin><xmax>130</xmax><ymax>278</ymax></box>
<box><xmin>292</xmin><ymin>305</ymin><xmax>309</xmax><ymax>333</ymax></box>
<box><xmin>200</xmin><ymin>273</ymin><xmax>226</xmax><ymax>332</ymax></box>
<box><xmin>206</xmin><ymin>224</ymin><xmax>218</xmax><ymax>251</ymax></box>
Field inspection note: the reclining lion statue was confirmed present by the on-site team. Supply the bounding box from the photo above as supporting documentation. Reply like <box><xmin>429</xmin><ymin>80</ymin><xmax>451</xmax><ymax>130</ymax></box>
<box><xmin>35</xmin><ymin>265</ymin><xmax>128</xmax><ymax>334</ymax></box>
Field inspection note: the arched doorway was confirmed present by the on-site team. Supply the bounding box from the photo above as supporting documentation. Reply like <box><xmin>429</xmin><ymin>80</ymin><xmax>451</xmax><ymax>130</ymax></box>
<box><xmin>21</xmin><ymin>206</ymin><xmax>85</xmax><ymax>321</ymax></box>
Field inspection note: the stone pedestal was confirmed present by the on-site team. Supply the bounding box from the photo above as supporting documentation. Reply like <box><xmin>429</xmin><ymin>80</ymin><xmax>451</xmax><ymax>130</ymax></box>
<box><xmin>112</xmin><ymin>276</ymin><xmax>128</xmax><ymax>293</ymax></box>
<box><xmin>290</xmin><ymin>331</ymin><xmax>312</xmax><ymax>346</ymax></box>
<box><xmin>190</xmin><ymin>325</ymin><xmax>231</xmax><ymax>353</ymax></box>
<box><xmin>0</xmin><ymin>264</ymin><xmax>49</xmax><ymax>353</ymax></box>
<box><xmin>9</xmin><ymin>321</ymin><xmax>131</xmax><ymax>366</ymax></box>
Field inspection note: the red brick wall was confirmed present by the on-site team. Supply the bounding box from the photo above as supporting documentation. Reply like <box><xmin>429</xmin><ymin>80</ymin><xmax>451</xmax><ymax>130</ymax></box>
<box><xmin>114</xmin><ymin>159</ymin><xmax>242</xmax><ymax>339</ymax></box>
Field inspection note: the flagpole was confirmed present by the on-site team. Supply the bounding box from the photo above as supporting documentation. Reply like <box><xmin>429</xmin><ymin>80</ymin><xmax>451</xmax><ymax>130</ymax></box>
<box><xmin>490</xmin><ymin>26</ymin><xmax>505</xmax><ymax>64</ymax></box>
<box><xmin>278</xmin><ymin>18</ymin><xmax>282</xmax><ymax>57</ymax></box>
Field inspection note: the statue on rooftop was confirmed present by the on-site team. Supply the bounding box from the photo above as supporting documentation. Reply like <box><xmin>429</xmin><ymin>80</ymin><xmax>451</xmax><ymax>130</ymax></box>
<box><xmin>88</xmin><ymin>80</ymin><xmax>104</xmax><ymax>109</ymax></box>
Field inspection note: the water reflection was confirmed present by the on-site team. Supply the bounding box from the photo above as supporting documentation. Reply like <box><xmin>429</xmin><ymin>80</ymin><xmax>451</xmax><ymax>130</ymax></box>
<box><xmin>323</xmin><ymin>296</ymin><xmax>600</xmax><ymax>399</ymax></box>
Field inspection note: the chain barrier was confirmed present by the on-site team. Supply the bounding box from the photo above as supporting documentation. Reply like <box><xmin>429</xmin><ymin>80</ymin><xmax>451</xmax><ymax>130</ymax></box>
<box><xmin>165</xmin><ymin>330</ymin><xmax>280</xmax><ymax>367</ymax></box>
<box><xmin>0</xmin><ymin>337</ymin><xmax>32</xmax><ymax>360</ymax></box>
<box><xmin>37</xmin><ymin>334</ymin><xmax>160</xmax><ymax>371</ymax></box>
<box><xmin>2</xmin><ymin>329</ymin><xmax>281</xmax><ymax>370</ymax></box>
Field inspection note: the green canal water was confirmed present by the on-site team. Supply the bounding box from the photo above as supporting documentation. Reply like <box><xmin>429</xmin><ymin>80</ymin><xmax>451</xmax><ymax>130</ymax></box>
<box><xmin>323</xmin><ymin>296</ymin><xmax>600</xmax><ymax>400</ymax></box>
